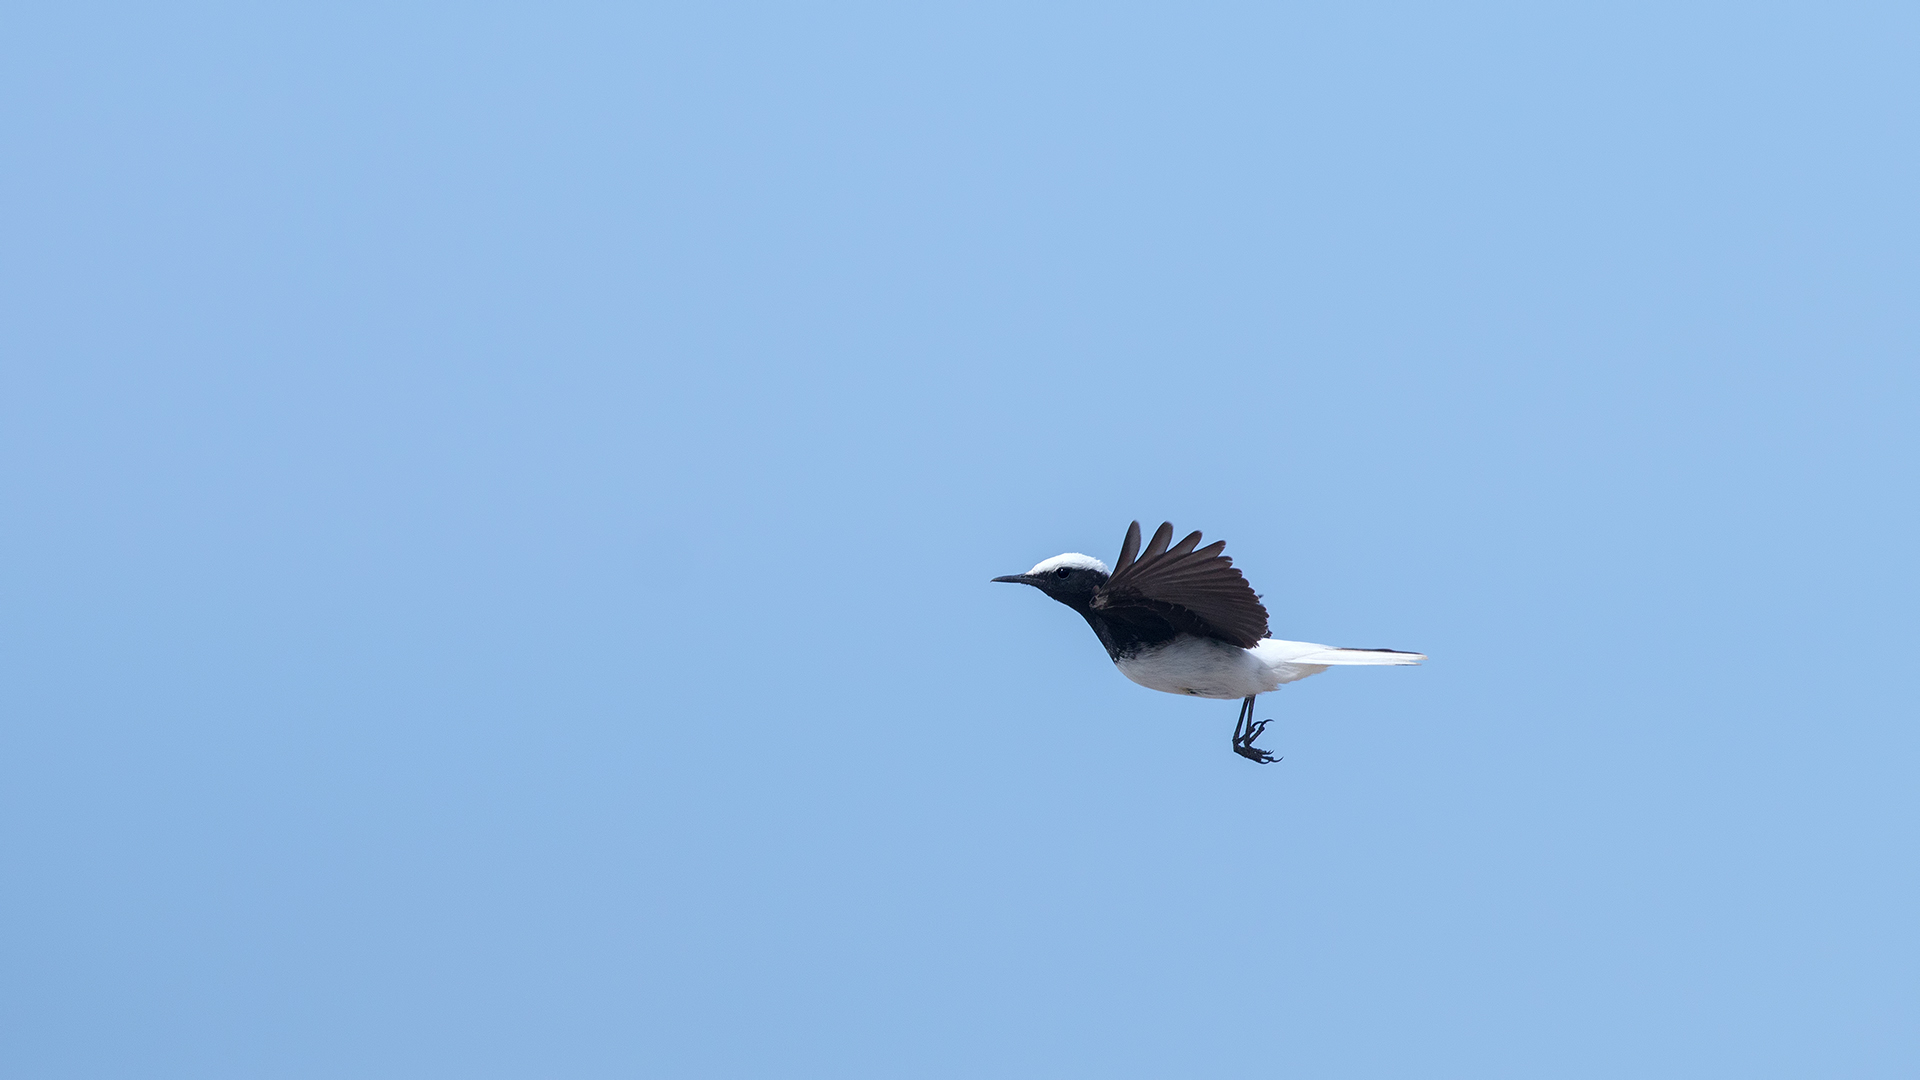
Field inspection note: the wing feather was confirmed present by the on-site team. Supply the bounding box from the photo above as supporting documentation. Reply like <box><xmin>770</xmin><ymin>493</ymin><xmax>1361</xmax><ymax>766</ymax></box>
<box><xmin>1141</xmin><ymin>522</ymin><xmax>1173</xmax><ymax>561</ymax></box>
<box><xmin>1091</xmin><ymin>521</ymin><xmax>1270</xmax><ymax>648</ymax></box>
<box><xmin>1114</xmin><ymin>521</ymin><xmax>1142</xmax><ymax>574</ymax></box>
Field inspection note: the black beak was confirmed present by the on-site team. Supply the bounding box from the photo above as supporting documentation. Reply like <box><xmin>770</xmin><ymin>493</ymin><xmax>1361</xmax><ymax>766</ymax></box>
<box><xmin>990</xmin><ymin>574</ymin><xmax>1031</xmax><ymax>584</ymax></box>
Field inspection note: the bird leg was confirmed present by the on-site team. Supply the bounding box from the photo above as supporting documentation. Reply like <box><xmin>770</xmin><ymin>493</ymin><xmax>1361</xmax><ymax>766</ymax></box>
<box><xmin>1232</xmin><ymin>695</ymin><xmax>1280</xmax><ymax>764</ymax></box>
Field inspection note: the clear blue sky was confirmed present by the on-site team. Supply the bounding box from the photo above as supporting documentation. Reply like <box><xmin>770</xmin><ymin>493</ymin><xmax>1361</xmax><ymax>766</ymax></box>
<box><xmin>3</xmin><ymin>4</ymin><xmax>1916</xmax><ymax>1077</ymax></box>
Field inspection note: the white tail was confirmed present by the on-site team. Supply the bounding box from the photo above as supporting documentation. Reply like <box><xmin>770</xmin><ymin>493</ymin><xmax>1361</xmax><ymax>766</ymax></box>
<box><xmin>1285</xmin><ymin>646</ymin><xmax>1426</xmax><ymax>666</ymax></box>
<box><xmin>1248</xmin><ymin>638</ymin><xmax>1426</xmax><ymax>688</ymax></box>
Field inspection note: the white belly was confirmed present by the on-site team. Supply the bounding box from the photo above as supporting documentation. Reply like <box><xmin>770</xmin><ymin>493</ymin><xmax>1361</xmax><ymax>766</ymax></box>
<box><xmin>1114</xmin><ymin>637</ymin><xmax>1334</xmax><ymax>699</ymax></box>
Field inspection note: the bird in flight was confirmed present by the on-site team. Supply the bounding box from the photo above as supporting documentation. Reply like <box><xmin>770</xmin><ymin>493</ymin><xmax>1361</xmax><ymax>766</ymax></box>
<box><xmin>993</xmin><ymin>521</ymin><xmax>1425</xmax><ymax>764</ymax></box>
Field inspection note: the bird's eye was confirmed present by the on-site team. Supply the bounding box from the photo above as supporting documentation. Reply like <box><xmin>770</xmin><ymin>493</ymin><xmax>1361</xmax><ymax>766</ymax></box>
<box><xmin>1054</xmin><ymin>567</ymin><xmax>1071</xmax><ymax>579</ymax></box>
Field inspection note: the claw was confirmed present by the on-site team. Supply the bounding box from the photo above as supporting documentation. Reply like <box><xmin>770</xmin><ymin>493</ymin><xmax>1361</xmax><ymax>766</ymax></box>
<box><xmin>1230</xmin><ymin>697</ymin><xmax>1281</xmax><ymax>764</ymax></box>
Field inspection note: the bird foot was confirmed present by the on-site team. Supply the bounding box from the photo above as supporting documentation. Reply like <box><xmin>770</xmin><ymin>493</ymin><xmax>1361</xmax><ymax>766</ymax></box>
<box><xmin>1232</xmin><ymin>718</ymin><xmax>1281</xmax><ymax>764</ymax></box>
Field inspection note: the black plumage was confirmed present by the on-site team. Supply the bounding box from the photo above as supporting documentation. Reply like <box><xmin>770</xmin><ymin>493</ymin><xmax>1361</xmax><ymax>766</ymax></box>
<box><xmin>1091</xmin><ymin>520</ymin><xmax>1270</xmax><ymax>651</ymax></box>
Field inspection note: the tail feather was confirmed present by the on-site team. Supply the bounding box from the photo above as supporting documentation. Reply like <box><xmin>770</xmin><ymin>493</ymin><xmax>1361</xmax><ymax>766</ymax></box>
<box><xmin>1286</xmin><ymin>647</ymin><xmax>1426</xmax><ymax>666</ymax></box>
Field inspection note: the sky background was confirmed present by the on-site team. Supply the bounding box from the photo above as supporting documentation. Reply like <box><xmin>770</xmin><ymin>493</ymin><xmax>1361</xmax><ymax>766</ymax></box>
<box><xmin>3</xmin><ymin>3</ymin><xmax>1917</xmax><ymax>1077</ymax></box>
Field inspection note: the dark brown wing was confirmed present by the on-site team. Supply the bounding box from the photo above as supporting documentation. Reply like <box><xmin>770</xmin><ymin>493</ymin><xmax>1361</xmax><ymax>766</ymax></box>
<box><xmin>1092</xmin><ymin>521</ymin><xmax>1270</xmax><ymax>649</ymax></box>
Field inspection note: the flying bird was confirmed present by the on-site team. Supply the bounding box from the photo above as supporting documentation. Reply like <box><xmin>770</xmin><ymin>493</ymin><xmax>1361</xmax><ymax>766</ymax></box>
<box><xmin>993</xmin><ymin>521</ymin><xmax>1425</xmax><ymax>763</ymax></box>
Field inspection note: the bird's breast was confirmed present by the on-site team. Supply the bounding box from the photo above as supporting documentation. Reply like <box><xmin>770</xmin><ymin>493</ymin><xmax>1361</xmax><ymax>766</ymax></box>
<box><xmin>1113</xmin><ymin>635</ymin><xmax>1276</xmax><ymax>700</ymax></box>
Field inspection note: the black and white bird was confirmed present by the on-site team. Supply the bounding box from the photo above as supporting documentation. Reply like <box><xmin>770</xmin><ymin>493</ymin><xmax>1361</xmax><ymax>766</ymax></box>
<box><xmin>993</xmin><ymin>521</ymin><xmax>1425</xmax><ymax>763</ymax></box>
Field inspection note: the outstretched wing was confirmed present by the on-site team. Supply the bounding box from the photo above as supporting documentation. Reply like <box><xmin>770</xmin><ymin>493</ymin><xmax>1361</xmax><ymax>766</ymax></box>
<box><xmin>1091</xmin><ymin>521</ymin><xmax>1270</xmax><ymax>649</ymax></box>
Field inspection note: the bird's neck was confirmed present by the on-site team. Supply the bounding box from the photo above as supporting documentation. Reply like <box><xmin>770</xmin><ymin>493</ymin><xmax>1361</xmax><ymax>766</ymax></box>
<box><xmin>1074</xmin><ymin>607</ymin><xmax>1126</xmax><ymax>661</ymax></box>
<box><xmin>1057</xmin><ymin>593</ymin><xmax>1175</xmax><ymax>661</ymax></box>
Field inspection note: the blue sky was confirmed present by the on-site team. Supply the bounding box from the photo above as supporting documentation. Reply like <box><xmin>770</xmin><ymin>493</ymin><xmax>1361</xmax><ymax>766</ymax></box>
<box><xmin>3</xmin><ymin>4</ymin><xmax>1916</xmax><ymax>1077</ymax></box>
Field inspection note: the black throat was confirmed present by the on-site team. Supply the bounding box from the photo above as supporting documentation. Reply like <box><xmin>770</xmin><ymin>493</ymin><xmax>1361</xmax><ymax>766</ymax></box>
<box><xmin>1049</xmin><ymin>591</ymin><xmax>1180</xmax><ymax>662</ymax></box>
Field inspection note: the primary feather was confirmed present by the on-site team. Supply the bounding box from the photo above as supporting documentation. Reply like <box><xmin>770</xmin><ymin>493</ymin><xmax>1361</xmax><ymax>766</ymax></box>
<box><xmin>1093</xmin><ymin>521</ymin><xmax>1270</xmax><ymax>649</ymax></box>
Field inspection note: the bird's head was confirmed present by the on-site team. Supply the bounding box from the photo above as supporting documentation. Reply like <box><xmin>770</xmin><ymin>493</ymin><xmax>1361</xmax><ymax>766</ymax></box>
<box><xmin>992</xmin><ymin>552</ymin><xmax>1110</xmax><ymax>607</ymax></box>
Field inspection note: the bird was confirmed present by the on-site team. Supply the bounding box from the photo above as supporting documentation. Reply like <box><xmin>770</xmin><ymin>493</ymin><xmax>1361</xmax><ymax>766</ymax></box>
<box><xmin>992</xmin><ymin>520</ymin><xmax>1425</xmax><ymax>764</ymax></box>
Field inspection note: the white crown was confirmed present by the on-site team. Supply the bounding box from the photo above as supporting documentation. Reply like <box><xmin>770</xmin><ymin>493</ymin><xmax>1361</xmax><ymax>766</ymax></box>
<box><xmin>1027</xmin><ymin>552</ymin><xmax>1109</xmax><ymax>576</ymax></box>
